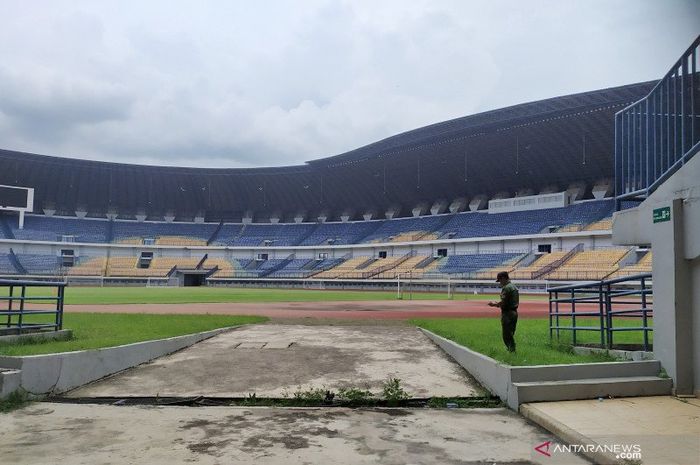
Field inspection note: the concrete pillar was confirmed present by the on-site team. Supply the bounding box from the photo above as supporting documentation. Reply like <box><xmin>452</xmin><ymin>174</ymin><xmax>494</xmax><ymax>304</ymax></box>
<box><xmin>652</xmin><ymin>198</ymin><xmax>693</xmax><ymax>395</ymax></box>
<box><xmin>430</xmin><ymin>200</ymin><xmax>448</xmax><ymax>215</ymax></box>
<box><xmin>412</xmin><ymin>203</ymin><xmax>428</xmax><ymax>217</ymax></box>
<box><xmin>592</xmin><ymin>180</ymin><xmax>612</xmax><ymax>199</ymax></box>
<box><xmin>613</xmin><ymin>154</ymin><xmax>700</xmax><ymax>396</ymax></box>
<box><xmin>449</xmin><ymin>198</ymin><xmax>467</xmax><ymax>213</ymax></box>
<box><xmin>468</xmin><ymin>196</ymin><xmax>487</xmax><ymax>212</ymax></box>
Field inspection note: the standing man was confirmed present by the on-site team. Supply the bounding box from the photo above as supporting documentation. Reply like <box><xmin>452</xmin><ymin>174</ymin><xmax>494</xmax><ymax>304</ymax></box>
<box><xmin>488</xmin><ymin>271</ymin><xmax>519</xmax><ymax>352</ymax></box>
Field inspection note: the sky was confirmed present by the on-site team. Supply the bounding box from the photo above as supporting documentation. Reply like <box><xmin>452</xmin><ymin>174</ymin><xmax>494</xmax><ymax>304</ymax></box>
<box><xmin>0</xmin><ymin>0</ymin><xmax>697</xmax><ymax>168</ymax></box>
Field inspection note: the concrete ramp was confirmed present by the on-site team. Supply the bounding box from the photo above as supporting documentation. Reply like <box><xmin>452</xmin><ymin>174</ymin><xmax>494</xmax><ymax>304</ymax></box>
<box><xmin>67</xmin><ymin>325</ymin><xmax>480</xmax><ymax>398</ymax></box>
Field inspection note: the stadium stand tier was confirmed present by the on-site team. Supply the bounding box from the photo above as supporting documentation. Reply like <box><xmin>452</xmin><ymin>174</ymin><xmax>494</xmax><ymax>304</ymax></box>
<box><xmin>1</xmin><ymin>199</ymin><xmax>615</xmax><ymax>246</ymax></box>
<box><xmin>11</xmin><ymin>215</ymin><xmax>108</xmax><ymax>243</ymax></box>
<box><xmin>112</xmin><ymin>221</ymin><xmax>215</xmax><ymax>245</ymax></box>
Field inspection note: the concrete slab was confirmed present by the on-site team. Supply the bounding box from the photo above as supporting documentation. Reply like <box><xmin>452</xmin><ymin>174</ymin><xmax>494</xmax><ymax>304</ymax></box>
<box><xmin>264</xmin><ymin>341</ymin><xmax>294</xmax><ymax>349</ymax></box>
<box><xmin>68</xmin><ymin>325</ymin><xmax>479</xmax><ymax>398</ymax></box>
<box><xmin>0</xmin><ymin>403</ymin><xmax>591</xmax><ymax>464</ymax></box>
<box><xmin>521</xmin><ymin>396</ymin><xmax>700</xmax><ymax>465</ymax></box>
<box><xmin>237</xmin><ymin>342</ymin><xmax>267</xmax><ymax>349</ymax></box>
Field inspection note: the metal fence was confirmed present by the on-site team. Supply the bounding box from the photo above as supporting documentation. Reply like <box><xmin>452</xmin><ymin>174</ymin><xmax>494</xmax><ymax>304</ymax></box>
<box><xmin>0</xmin><ymin>278</ymin><xmax>66</xmax><ymax>334</ymax></box>
<box><xmin>615</xmin><ymin>35</ymin><xmax>700</xmax><ymax>204</ymax></box>
<box><xmin>548</xmin><ymin>273</ymin><xmax>652</xmax><ymax>351</ymax></box>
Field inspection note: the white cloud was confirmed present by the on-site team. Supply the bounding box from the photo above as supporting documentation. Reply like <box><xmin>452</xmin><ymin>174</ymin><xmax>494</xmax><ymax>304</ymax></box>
<box><xmin>0</xmin><ymin>0</ymin><xmax>697</xmax><ymax>167</ymax></box>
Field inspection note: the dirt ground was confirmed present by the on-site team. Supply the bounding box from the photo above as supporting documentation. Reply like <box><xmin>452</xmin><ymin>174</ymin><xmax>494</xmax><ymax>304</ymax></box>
<box><xmin>64</xmin><ymin>298</ymin><xmax>555</xmax><ymax>320</ymax></box>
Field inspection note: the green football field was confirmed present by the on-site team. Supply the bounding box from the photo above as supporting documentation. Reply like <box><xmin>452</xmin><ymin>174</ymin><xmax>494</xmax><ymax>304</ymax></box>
<box><xmin>0</xmin><ymin>285</ymin><xmax>547</xmax><ymax>305</ymax></box>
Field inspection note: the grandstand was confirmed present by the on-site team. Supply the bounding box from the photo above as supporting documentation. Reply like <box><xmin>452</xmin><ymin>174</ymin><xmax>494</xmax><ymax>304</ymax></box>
<box><xmin>0</xmin><ymin>81</ymin><xmax>657</xmax><ymax>286</ymax></box>
<box><xmin>0</xmin><ymin>198</ymin><xmax>629</xmax><ymax>282</ymax></box>
<box><xmin>0</xmin><ymin>198</ymin><xmax>615</xmax><ymax>246</ymax></box>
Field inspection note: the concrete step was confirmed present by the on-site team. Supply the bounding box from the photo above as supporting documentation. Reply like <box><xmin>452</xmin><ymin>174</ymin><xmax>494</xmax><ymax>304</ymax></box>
<box><xmin>514</xmin><ymin>376</ymin><xmax>672</xmax><ymax>404</ymax></box>
<box><xmin>0</xmin><ymin>369</ymin><xmax>22</xmax><ymax>398</ymax></box>
<box><xmin>510</xmin><ymin>360</ymin><xmax>662</xmax><ymax>383</ymax></box>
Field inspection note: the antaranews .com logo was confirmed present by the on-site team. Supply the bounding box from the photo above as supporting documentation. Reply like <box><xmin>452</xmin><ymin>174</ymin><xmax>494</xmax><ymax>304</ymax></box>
<box><xmin>534</xmin><ymin>440</ymin><xmax>642</xmax><ymax>461</ymax></box>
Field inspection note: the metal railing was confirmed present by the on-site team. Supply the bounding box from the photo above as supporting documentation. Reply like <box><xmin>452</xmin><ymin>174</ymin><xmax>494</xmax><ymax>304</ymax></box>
<box><xmin>548</xmin><ymin>273</ymin><xmax>652</xmax><ymax>351</ymax></box>
<box><xmin>615</xmin><ymin>35</ymin><xmax>700</xmax><ymax>204</ymax></box>
<box><xmin>0</xmin><ymin>278</ymin><xmax>66</xmax><ymax>334</ymax></box>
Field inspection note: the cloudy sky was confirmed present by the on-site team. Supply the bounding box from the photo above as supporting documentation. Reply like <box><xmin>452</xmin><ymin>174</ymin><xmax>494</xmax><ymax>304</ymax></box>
<box><xmin>0</xmin><ymin>0</ymin><xmax>697</xmax><ymax>168</ymax></box>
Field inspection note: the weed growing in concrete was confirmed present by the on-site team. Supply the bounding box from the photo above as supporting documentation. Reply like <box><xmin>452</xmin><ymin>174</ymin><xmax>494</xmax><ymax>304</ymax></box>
<box><xmin>0</xmin><ymin>390</ymin><xmax>31</xmax><ymax>413</ymax></box>
<box><xmin>382</xmin><ymin>377</ymin><xmax>410</xmax><ymax>406</ymax></box>
<box><xmin>337</xmin><ymin>387</ymin><xmax>374</xmax><ymax>405</ymax></box>
<box><xmin>241</xmin><ymin>393</ymin><xmax>259</xmax><ymax>406</ymax></box>
<box><xmin>293</xmin><ymin>387</ymin><xmax>334</xmax><ymax>405</ymax></box>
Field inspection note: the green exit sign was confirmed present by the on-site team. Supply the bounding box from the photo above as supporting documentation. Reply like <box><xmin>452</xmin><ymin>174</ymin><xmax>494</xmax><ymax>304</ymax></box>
<box><xmin>653</xmin><ymin>206</ymin><xmax>671</xmax><ymax>223</ymax></box>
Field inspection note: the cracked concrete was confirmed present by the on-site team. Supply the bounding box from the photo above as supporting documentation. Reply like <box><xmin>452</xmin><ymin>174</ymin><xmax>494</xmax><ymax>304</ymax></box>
<box><xmin>0</xmin><ymin>403</ymin><xmax>591</xmax><ymax>464</ymax></box>
<box><xmin>68</xmin><ymin>325</ymin><xmax>479</xmax><ymax>398</ymax></box>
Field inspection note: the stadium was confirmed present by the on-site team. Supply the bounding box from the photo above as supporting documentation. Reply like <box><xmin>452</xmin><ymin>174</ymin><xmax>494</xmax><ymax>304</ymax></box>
<box><xmin>0</xmin><ymin>4</ymin><xmax>698</xmax><ymax>463</ymax></box>
<box><xmin>0</xmin><ymin>81</ymin><xmax>657</xmax><ymax>288</ymax></box>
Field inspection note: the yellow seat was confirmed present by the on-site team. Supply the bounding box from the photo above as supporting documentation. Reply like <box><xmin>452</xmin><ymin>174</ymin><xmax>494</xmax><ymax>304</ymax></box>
<box><xmin>544</xmin><ymin>248</ymin><xmax>630</xmax><ymax>280</ymax></box>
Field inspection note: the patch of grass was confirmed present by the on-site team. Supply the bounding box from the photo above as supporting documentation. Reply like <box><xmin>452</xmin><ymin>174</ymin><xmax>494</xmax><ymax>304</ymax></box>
<box><xmin>0</xmin><ymin>286</ymin><xmax>546</xmax><ymax>305</ymax></box>
<box><xmin>0</xmin><ymin>390</ymin><xmax>31</xmax><ymax>413</ymax></box>
<box><xmin>0</xmin><ymin>313</ymin><xmax>267</xmax><ymax>356</ymax></box>
<box><xmin>338</xmin><ymin>387</ymin><xmax>374</xmax><ymax>405</ymax></box>
<box><xmin>411</xmin><ymin>317</ymin><xmax>652</xmax><ymax>366</ymax></box>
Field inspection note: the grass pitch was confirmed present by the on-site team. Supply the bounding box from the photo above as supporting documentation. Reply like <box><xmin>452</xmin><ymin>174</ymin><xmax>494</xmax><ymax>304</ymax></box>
<box><xmin>412</xmin><ymin>318</ymin><xmax>652</xmax><ymax>366</ymax></box>
<box><xmin>0</xmin><ymin>314</ymin><xmax>267</xmax><ymax>356</ymax></box>
<box><xmin>0</xmin><ymin>286</ymin><xmax>545</xmax><ymax>305</ymax></box>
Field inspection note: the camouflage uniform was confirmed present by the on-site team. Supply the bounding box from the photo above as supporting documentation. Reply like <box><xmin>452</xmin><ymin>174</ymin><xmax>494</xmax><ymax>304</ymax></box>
<box><xmin>499</xmin><ymin>281</ymin><xmax>519</xmax><ymax>352</ymax></box>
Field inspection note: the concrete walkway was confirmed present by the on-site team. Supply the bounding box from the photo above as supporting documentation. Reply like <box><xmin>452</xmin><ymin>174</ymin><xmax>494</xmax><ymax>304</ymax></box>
<box><xmin>521</xmin><ymin>396</ymin><xmax>700</xmax><ymax>465</ymax></box>
<box><xmin>68</xmin><ymin>324</ymin><xmax>479</xmax><ymax>398</ymax></box>
<box><xmin>0</xmin><ymin>403</ymin><xmax>590</xmax><ymax>464</ymax></box>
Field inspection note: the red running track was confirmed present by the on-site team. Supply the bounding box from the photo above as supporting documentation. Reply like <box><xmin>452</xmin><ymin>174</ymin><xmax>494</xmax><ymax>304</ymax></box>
<box><xmin>61</xmin><ymin>299</ymin><xmax>576</xmax><ymax>320</ymax></box>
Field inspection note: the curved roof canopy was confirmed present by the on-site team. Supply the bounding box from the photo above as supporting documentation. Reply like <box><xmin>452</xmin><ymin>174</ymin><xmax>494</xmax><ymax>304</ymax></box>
<box><xmin>0</xmin><ymin>81</ymin><xmax>655</xmax><ymax>221</ymax></box>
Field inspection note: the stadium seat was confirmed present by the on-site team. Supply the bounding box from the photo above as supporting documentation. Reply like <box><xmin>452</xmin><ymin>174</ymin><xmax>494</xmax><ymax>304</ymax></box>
<box><xmin>607</xmin><ymin>251</ymin><xmax>652</xmax><ymax>279</ymax></box>
<box><xmin>429</xmin><ymin>253</ymin><xmax>525</xmax><ymax>277</ymax></box>
<box><xmin>509</xmin><ymin>251</ymin><xmax>569</xmax><ymax>279</ymax></box>
<box><xmin>67</xmin><ymin>257</ymin><xmax>108</xmax><ymax>276</ymax></box>
<box><xmin>544</xmin><ymin>248</ymin><xmax>630</xmax><ymax>281</ymax></box>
